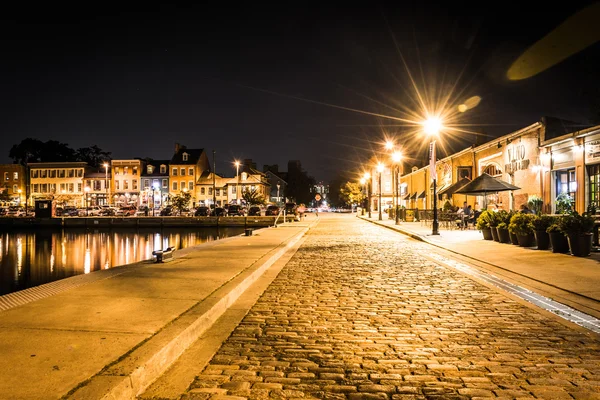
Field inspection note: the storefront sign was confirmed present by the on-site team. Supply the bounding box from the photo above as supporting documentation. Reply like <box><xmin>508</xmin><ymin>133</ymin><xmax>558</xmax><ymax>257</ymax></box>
<box><xmin>505</xmin><ymin>144</ymin><xmax>530</xmax><ymax>174</ymax></box>
<box><xmin>586</xmin><ymin>140</ymin><xmax>600</xmax><ymax>164</ymax></box>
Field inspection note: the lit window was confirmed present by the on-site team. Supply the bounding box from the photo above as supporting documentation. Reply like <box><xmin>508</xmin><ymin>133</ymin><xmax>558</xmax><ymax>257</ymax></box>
<box><xmin>483</xmin><ymin>164</ymin><xmax>502</xmax><ymax>177</ymax></box>
<box><xmin>172</xmin><ymin>182</ymin><xmax>178</xmax><ymax>191</ymax></box>
<box><xmin>160</xmin><ymin>165</ymin><xmax>166</xmax><ymax>174</ymax></box>
<box><xmin>172</xmin><ymin>168</ymin><xmax>178</xmax><ymax>176</ymax></box>
<box><xmin>147</xmin><ymin>165</ymin><xmax>154</xmax><ymax>174</ymax></box>
<box><xmin>181</xmin><ymin>168</ymin><xmax>185</xmax><ymax>176</ymax></box>
<box><xmin>162</xmin><ymin>179</ymin><xmax>167</xmax><ymax>188</ymax></box>
<box><xmin>13</xmin><ymin>172</ymin><xmax>18</xmax><ymax>180</ymax></box>
<box><xmin>188</xmin><ymin>168</ymin><xmax>193</xmax><ymax>176</ymax></box>
<box><xmin>188</xmin><ymin>182</ymin><xmax>193</xmax><ymax>190</ymax></box>
<box><xmin>182</xmin><ymin>153</ymin><xmax>188</xmax><ymax>161</ymax></box>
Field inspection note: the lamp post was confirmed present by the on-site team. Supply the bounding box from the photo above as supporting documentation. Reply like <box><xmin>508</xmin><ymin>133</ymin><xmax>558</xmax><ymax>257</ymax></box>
<box><xmin>276</xmin><ymin>183</ymin><xmax>280</xmax><ymax>205</ymax></box>
<box><xmin>84</xmin><ymin>186</ymin><xmax>91</xmax><ymax>216</ymax></box>
<box><xmin>392</xmin><ymin>151</ymin><xmax>402</xmax><ymax>225</ymax></box>
<box><xmin>234</xmin><ymin>160</ymin><xmax>240</xmax><ymax>204</ymax></box>
<box><xmin>212</xmin><ymin>150</ymin><xmax>217</xmax><ymax>209</ymax></box>
<box><xmin>103</xmin><ymin>162</ymin><xmax>109</xmax><ymax>206</ymax></box>
<box><xmin>152</xmin><ymin>182</ymin><xmax>159</xmax><ymax>216</ymax></box>
<box><xmin>363</xmin><ymin>172</ymin><xmax>371</xmax><ymax>218</ymax></box>
<box><xmin>377</xmin><ymin>163</ymin><xmax>384</xmax><ymax>220</ymax></box>
<box><xmin>424</xmin><ymin>116</ymin><xmax>443</xmax><ymax>235</ymax></box>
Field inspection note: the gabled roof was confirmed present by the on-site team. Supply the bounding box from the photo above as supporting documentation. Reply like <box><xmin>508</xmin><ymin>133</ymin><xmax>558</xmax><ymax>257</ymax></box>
<box><xmin>141</xmin><ymin>159</ymin><xmax>170</xmax><ymax>177</ymax></box>
<box><xmin>170</xmin><ymin>148</ymin><xmax>204</xmax><ymax>165</ymax></box>
<box><xmin>265</xmin><ymin>170</ymin><xmax>288</xmax><ymax>184</ymax></box>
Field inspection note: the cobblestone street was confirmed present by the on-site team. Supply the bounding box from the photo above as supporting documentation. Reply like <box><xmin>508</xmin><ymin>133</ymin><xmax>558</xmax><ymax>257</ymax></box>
<box><xmin>183</xmin><ymin>215</ymin><xmax>600</xmax><ymax>399</ymax></box>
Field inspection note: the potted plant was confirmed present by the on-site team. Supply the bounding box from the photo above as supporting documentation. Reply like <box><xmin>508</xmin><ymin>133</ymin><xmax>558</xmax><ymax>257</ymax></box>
<box><xmin>508</xmin><ymin>213</ymin><xmax>536</xmax><ymax>247</ymax></box>
<box><xmin>489</xmin><ymin>211</ymin><xmax>501</xmax><ymax>242</ymax></box>
<box><xmin>476</xmin><ymin>210</ymin><xmax>494</xmax><ymax>240</ymax></box>
<box><xmin>531</xmin><ymin>214</ymin><xmax>553</xmax><ymax>250</ymax></box>
<box><xmin>405</xmin><ymin>209</ymin><xmax>415</xmax><ymax>222</ymax></box>
<box><xmin>528</xmin><ymin>195</ymin><xmax>543</xmax><ymax>215</ymax></box>
<box><xmin>494</xmin><ymin>210</ymin><xmax>510</xmax><ymax>243</ymax></box>
<box><xmin>504</xmin><ymin>211</ymin><xmax>519</xmax><ymax>245</ymax></box>
<box><xmin>547</xmin><ymin>221</ymin><xmax>569</xmax><ymax>253</ymax></box>
<box><xmin>555</xmin><ymin>193</ymin><xmax>573</xmax><ymax>215</ymax></box>
<box><xmin>558</xmin><ymin>212</ymin><xmax>595</xmax><ymax>257</ymax></box>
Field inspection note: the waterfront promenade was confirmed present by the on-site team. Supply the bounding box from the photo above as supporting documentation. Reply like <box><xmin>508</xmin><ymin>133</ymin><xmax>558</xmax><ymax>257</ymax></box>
<box><xmin>0</xmin><ymin>221</ymin><xmax>311</xmax><ymax>399</ymax></box>
<box><xmin>2</xmin><ymin>213</ymin><xmax>600</xmax><ymax>399</ymax></box>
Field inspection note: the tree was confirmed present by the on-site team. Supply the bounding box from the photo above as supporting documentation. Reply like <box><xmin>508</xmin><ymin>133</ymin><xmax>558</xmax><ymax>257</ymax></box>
<box><xmin>76</xmin><ymin>145</ymin><xmax>112</xmax><ymax>168</ymax></box>
<box><xmin>171</xmin><ymin>192</ymin><xmax>191</xmax><ymax>215</ymax></box>
<box><xmin>339</xmin><ymin>181</ymin><xmax>365</xmax><ymax>207</ymax></box>
<box><xmin>286</xmin><ymin>168</ymin><xmax>316</xmax><ymax>204</ymax></box>
<box><xmin>9</xmin><ymin>138</ymin><xmax>75</xmax><ymax>165</ymax></box>
<box><xmin>0</xmin><ymin>184</ymin><xmax>11</xmax><ymax>203</ymax></box>
<box><xmin>242</xmin><ymin>188</ymin><xmax>266</xmax><ymax>206</ymax></box>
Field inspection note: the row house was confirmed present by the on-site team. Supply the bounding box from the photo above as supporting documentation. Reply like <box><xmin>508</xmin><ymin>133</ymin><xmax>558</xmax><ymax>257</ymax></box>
<box><xmin>140</xmin><ymin>159</ymin><xmax>170</xmax><ymax>209</ymax></box>
<box><xmin>366</xmin><ymin>116</ymin><xmax>595</xmax><ymax>216</ymax></box>
<box><xmin>28</xmin><ymin>162</ymin><xmax>88</xmax><ymax>207</ymax></box>
<box><xmin>0</xmin><ymin>164</ymin><xmax>26</xmax><ymax>206</ymax></box>
<box><xmin>169</xmin><ymin>144</ymin><xmax>211</xmax><ymax>207</ymax></box>
<box><xmin>83</xmin><ymin>164</ymin><xmax>111</xmax><ymax>206</ymax></box>
<box><xmin>111</xmin><ymin>159</ymin><xmax>142</xmax><ymax>206</ymax></box>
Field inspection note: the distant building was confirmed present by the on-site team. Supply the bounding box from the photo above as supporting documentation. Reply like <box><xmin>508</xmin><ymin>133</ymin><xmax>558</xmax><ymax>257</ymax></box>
<box><xmin>111</xmin><ymin>159</ymin><xmax>143</xmax><ymax>206</ymax></box>
<box><xmin>0</xmin><ymin>164</ymin><xmax>25</xmax><ymax>206</ymax></box>
<box><xmin>83</xmin><ymin>166</ymin><xmax>111</xmax><ymax>206</ymax></box>
<box><xmin>169</xmin><ymin>143</ymin><xmax>211</xmax><ymax>207</ymax></box>
<box><xmin>264</xmin><ymin>170</ymin><xmax>287</xmax><ymax>204</ymax></box>
<box><xmin>28</xmin><ymin>162</ymin><xmax>88</xmax><ymax>207</ymax></box>
<box><xmin>140</xmin><ymin>159</ymin><xmax>170</xmax><ymax>209</ymax></box>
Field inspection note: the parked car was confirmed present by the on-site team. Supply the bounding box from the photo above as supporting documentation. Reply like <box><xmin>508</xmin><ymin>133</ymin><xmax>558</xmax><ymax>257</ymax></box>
<box><xmin>61</xmin><ymin>207</ymin><xmax>79</xmax><ymax>217</ymax></box>
<box><xmin>160</xmin><ymin>206</ymin><xmax>173</xmax><ymax>216</ymax></box>
<box><xmin>248</xmin><ymin>206</ymin><xmax>261</xmax><ymax>216</ymax></box>
<box><xmin>6</xmin><ymin>207</ymin><xmax>25</xmax><ymax>217</ymax></box>
<box><xmin>211</xmin><ymin>207</ymin><xmax>226</xmax><ymax>216</ymax></box>
<box><xmin>116</xmin><ymin>205</ymin><xmax>137</xmax><ymax>216</ymax></box>
<box><xmin>195</xmin><ymin>206</ymin><xmax>211</xmax><ymax>217</ymax></box>
<box><xmin>227</xmin><ymin>204</ymin><xmax>245</xmax><ymax>216</ymax></box>
<box><xmin>265</xmin><ymin>205</ymin><xmax>280</xmax><ymax>216</ymax></box>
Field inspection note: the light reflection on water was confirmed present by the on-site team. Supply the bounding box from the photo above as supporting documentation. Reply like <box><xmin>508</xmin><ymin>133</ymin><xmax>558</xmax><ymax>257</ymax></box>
<box><xmin>0</xmin><ymin>227</ymin><xmax>245</xmax><ymax>296</ymax></box>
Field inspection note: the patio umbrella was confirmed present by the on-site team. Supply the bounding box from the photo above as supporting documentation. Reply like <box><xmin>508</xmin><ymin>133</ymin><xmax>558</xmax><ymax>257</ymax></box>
<box><xmin>438</xmin><ymin>177</ymin><xmax>471</xmax><ymax>198</ymax></box>
<box><xmin>455</xmin><ymin>173</ymin><xmax>520</xmax><ymax>208</ymax></box>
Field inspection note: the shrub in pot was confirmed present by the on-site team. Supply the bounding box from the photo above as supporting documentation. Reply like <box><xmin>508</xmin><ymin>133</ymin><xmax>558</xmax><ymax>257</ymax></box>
<box><xmin>496</xmin><ymin>222</ymin><xmax>511</xmax><ymax>243</ymax></box>
<box><xmin>508</xmin><ymin>213</ymin><xmax>536</xmax><ymax>247</ymax></box>
<box><xmin>531</xmin><ymin>214</ymin><xmax>553</xmax><ymax>250</ymax></box>
<box><xmin>489</xmin><ymin>211</ymin><xmax>501</xmax><ymax>241</ymax></box>
<box><xmin>547</xmin><ymin>222</ymin><xmax>569</xmax><ymax>253</ymax></box>
<box><xmin>476</xmin><ymin>210</ymin><xmax>494</xmax><ymax>240</ymax></box>
<box><xmin>558</xmin><ymin>212</ymin><xmax>595</xmax><ymax>257</ymax></box>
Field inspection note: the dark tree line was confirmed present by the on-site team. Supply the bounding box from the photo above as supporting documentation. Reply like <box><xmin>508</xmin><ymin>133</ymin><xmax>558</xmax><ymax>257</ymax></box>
<box><xmin>9</xmin><ymin>138</ymin><xmax>111</xmax><ymax>168</ymax></box>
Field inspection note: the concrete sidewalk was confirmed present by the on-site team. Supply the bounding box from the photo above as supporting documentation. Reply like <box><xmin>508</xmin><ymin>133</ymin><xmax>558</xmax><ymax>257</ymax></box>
<box><xmin>0</xmin><ymin>222</ymin><xmax>311</xmax><ymax>400</ymax></box>
<box><xmin>361</xmin><ymin>214</ymin><xmax>600</xmax><ymax>319</ymax></box>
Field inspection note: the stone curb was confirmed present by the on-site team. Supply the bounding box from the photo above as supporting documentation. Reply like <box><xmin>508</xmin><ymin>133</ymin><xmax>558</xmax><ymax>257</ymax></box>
<box><xmin>68</xmin><ymin>226</ymin><xmax>310</xmax><ymax>400</ymax></box>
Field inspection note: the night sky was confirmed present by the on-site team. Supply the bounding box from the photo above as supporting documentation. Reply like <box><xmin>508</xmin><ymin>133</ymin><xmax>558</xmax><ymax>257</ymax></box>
<box><xmin>2</xmin><ymin>2</ymin><xmax>599</xmax><ymax>182</ymax></box>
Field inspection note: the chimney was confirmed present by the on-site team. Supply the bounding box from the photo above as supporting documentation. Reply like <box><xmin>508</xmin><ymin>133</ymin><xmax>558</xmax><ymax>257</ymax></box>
<box><xmin>175</xmin><ymin>143</ymin><xmax>181</xmax><ymax>154</ymax></box>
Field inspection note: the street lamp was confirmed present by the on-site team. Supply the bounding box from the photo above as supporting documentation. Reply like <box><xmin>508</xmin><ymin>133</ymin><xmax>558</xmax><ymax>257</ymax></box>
<box><xmin>424</xmin><ymin>116</ymin><xmax>443</xmax><ymax>235</ymax></box>
<box><xmin>276</xmin><ymin>183</ymin><xmax>280</xmax><ymax>205</ymax></box>
<box><xmin>84</xmin><ymin>186</ymin><xmax>91</xmax><ymax>216</ymax></box>
<box><xmin>152</xmin><ymin>182</ymin><xmax>159</xmax><ymax>216</ymax></box>
<box><xmin>235</xmin><ymin>161</ymin><xmax>241</xmax><ymax>203</ymax></box>
<box><xmin>103</xmin><ymin>162</ymin><xmax>109</xmax><ymax>206</ymax></box>
<box><xmin>377</xmin><ymin>163</ymin><xmax>384</xmax><ymax>221</ymax></box>
<box><xmin>363</xmin><ymin>172</ymin><xmax>371</xmax><ymax>218</ymax></box>
<box><xmin>392</xmin><ymin>151</ymin><xmax>403</xmax><ymax>225</ymax></box>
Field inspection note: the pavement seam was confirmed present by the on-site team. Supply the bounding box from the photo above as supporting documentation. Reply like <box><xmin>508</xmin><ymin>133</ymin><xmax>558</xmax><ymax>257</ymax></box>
<box><xmin>65</xmin><ymin>226</ymin><xmax>310</xmax><ymax>400</ymax></box>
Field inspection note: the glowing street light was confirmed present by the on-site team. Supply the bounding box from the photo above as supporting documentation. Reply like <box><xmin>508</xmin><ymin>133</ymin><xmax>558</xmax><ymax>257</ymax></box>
<box><xmin>377</xmin><ymin>163</ymin><xmax>384</xmax><ymax>221</ymax></box>
<box><xmin>423</xmin><ymin>116</ymin><xmax>443</xmax><ymax>235</ymax></box>
<box><xmin>234</xmin><ymin>160</ymin><xmax>240</xmax><ymax>204</ymax></box>
<box><xmin>391</xmin><ymin>151</ymin><xmax>403</xmax><ymax>225</ymax></box>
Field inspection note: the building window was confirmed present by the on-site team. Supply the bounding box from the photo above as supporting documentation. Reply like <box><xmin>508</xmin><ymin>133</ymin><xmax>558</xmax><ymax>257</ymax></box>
<box><xmin>69</xmin><ymin>183</ymin><xmax>74</xmax><ymax>193</ymax></box>
<box><xmin>133</xmin><ymin>166</ymin><xmax>138</xmax><ymax>175</ymax></box>
<box><xmin>188</xmin><ymin>168</ymin><xmax>193</xmax><ymax>176</ymax></box>
<box><xmin>60</xmin><ymin>183</ymin><xmax>66</xmax><ymax>192</ymax></box>
<box><xmin>124</xmin><ymin>167</ymin><xmax>129</xmax><ymax>175</ymax></box>
<box><xmin>32</xmin><ymin>184</ymin><xmax>39</xmax><ymax>193</ymax></box>
<box><xmin>144</xmin><ymin>179</ymin><xmax>150</xmax><ymax>189</ymax></box>
<box><xmin>68</xmin><ymin>169</ymin><xmax>75</xmax><ymax>178</ymax></box>
<box><xmin>483</xmin><ymin>164</ymin><xmax>502</xmax><ymax>177</ymax></box>
<box><xmin>115</xmin><ymin>167</ymin><xmax>120</xmax><ymax>175</ymax></box>
<box><xmin>216</xmin><ymin>188</ymin><xmax>220</xmax><ymax>196</ymax></box>
<box><xmin>94</xmin><ymin>181</ymin><xmax>101</xmax><ymax>191</ymax></box>
<box><xmin>13</xmin><ymin>184</ymin><xmax>17</xmax><ymax>193</ymax></box>
<box><xmin>162</xmin><ymin>179</ymin><xmax>167</xmax><ymax>188</ymax></box>
<box><xmin>13</xmin><ymin>172</ymin><xmax>18</xmax><ymax>180</ymax></box>
<box><xmin>556</xmin><ymin>168</ymin><xmax>576</xmax><ymax>207</ymax></box>
<box><xmin>41</xmin><ymin>170</ymin><xmax>47</xmax><ymax>178</ymax></box>
<box><xmin>188</xmin><ymin>181</ymin><xmax>193</xmax><ymax>191</ymax></box>
<box><xmin>4</xmin><ymin>172</ymin><xmax>8</xmax><ymax>181</ymax></box>
<box><xmin>241</xmin><ymin>172</ymin><xmax>248</xmax><ymax>181</ymax></box>
<box><xmin>58</xmin><ymin>170</ymin><xmax>65</xmax><ymax>178</ymax></box>
<box><xmin>77</xmin><ymin>183</ymin><xmax>82</xmax><ymax>193</ymax></box>
<box><xmin>201</xmin><ymin>187</ymin><xmax>205</xmax><ymax>195</ymax></box>
<box><xmin>147</xmin><ymin>165</ymin><xmax>154</xmax><ymax>174</ymax></box>
<box><xmin>589</xmin><ymin>165</ymin><xmax>600</xmax><ymax>209</ymax></box>
<box><xmin>172</xmin><ymin>168</ymin><xmax>178</xmax><ymax>176</ymax></box>
<box><xmin>172</xmin><ymin>182</ymin><xmax>178</xmax><ymax>191</ymax></box>
<box><xmin>50</xmin><ymin>170</ymin><xmax>56</xmax><ymax>178</ymax></box>
<box><xmin>160</xmin><ymin>165</ymin><xmax>166</xmax><ymax>174</ymax></box>
<box><xmin>116</xmin><ymin>181</ymin><xmax>120</xmax><ymax>190</ymax></box>
<box><xmin>180</xmin><ymin>168</ymin><xmax>185</xmax><ymax>176</ymax></box>
<box><xmin>231</xmin><ymin>185</ymin><xmax>236</xmax><ymax>194</ymax></box>
<box><xmin>182</xmin><ymin>152</ymin><xmax>188</xmax><ymax>161</ymax></box>
<box><xmin>209</xmin><ymin>188</ymin><xmax>213</xmax><ymax>195</ymax></box>
<box><xmin>77</xmin><ymin>169</ymin><xmax>83</xmax><ymax>178</ymax></box>
<box><xmin>133</xmin><ymin>180</ymin><xmax>138</xmax><ymax>190</ymax></box>
<box><xmin>124</xmin><ymin>181</ymin><xmax>129</xmax><ymax>190</ymax></box>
